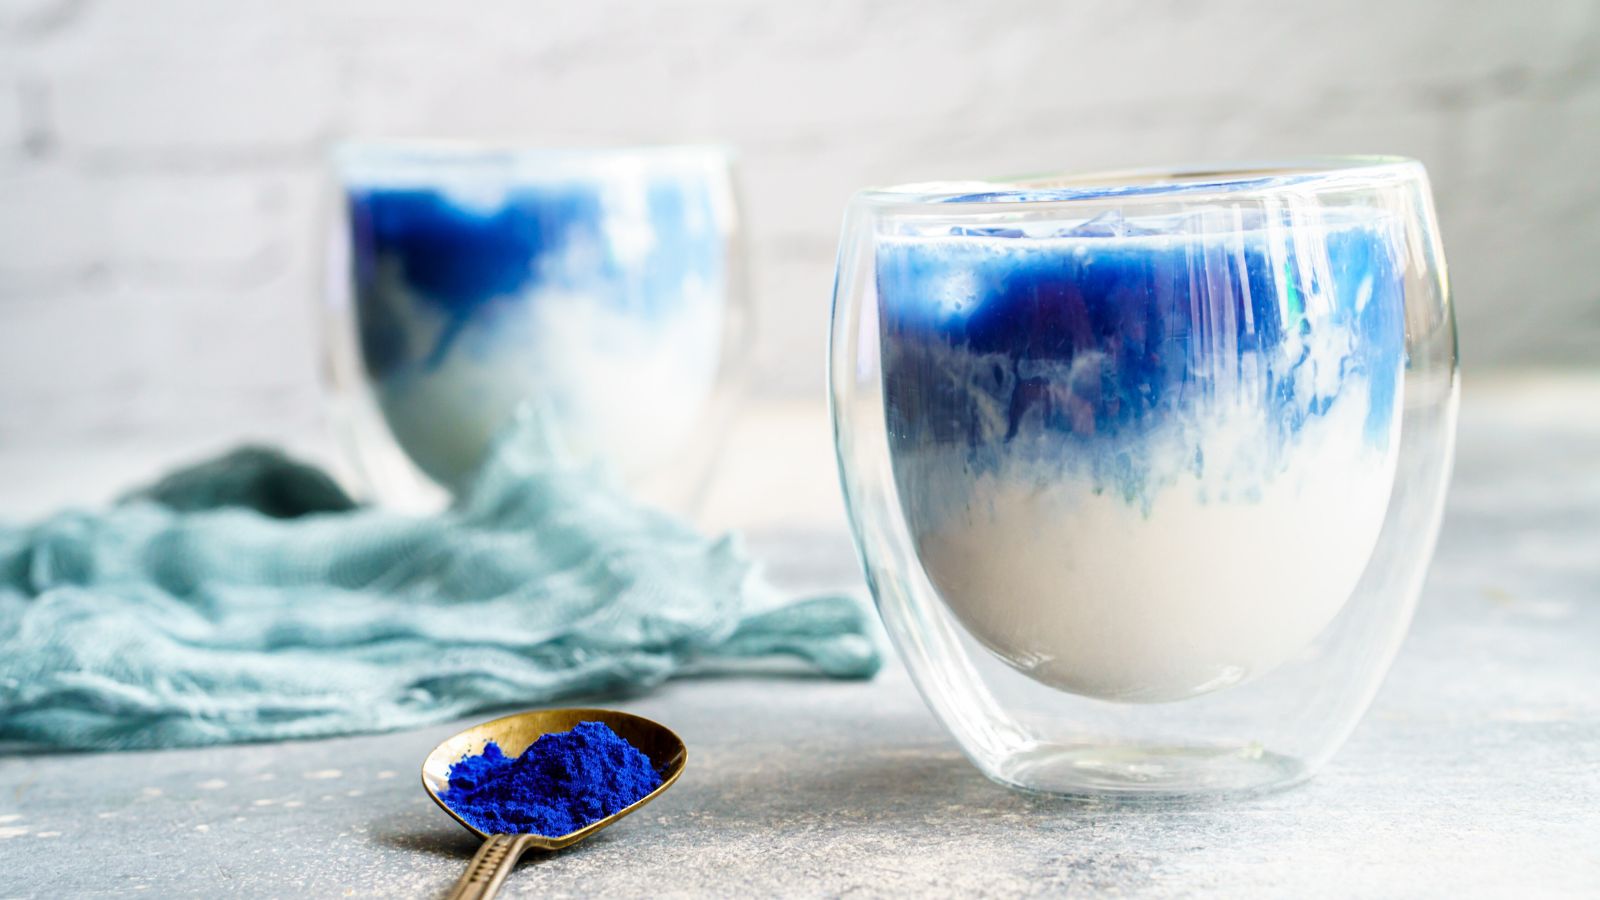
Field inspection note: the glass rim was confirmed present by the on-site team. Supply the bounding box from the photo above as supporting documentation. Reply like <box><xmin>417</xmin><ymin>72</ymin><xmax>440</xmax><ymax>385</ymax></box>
<box><xmin>334</xmin><ymin>139</ymin><xmax>735</xmax><ymax>185</ymax></box>
<box><xmin>853</xmin><ymin>155</ymin><xmax>1426</xmax><ymax>210</ymax></box>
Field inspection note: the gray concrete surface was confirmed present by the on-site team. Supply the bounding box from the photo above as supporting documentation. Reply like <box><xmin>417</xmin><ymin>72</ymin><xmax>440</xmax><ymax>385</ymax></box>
<box><xmin>1</xmin><ymin>376</ymin><xmax>1597</xmax><ymax>897</ymax></box>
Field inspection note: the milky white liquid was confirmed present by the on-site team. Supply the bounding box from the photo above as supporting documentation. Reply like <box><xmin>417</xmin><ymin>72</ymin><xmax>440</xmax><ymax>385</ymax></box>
<box><xmin>911</xmin><ymin>380</ymin><xmax>1402</xmax><ymax>703</ymax></box>
<box><xmin>370</xmin><ymin>259</ymin><xmax>724</xmax><ymax>490</ymax></box>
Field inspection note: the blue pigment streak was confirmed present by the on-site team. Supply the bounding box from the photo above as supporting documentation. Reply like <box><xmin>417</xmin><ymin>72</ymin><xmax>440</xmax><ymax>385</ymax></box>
<box><xmin>876</xmin><ymin>210</ymin><xmax>1405</xmax><ymax>510</ymax></box>
<box><xmin>346</xmin><ymin>177</ymin><xmax>723</xmax><ymax>378</ymax></box>
<box><xmin>440</xmin><ymin>722</ymin><xmax>663</xmax><ymax>838</ymax></box>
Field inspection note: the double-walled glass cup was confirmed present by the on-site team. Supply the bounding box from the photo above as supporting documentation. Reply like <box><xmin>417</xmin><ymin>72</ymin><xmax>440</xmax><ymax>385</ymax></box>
<box><xmin>830</xmin><ymin>158</ymin><xmax>1458</xmax><ymax>796</ymax></box>
<box><xmin>323</xmin><ymin>142</ymin><xmax>747</xmax><ymax>514</ymax></box>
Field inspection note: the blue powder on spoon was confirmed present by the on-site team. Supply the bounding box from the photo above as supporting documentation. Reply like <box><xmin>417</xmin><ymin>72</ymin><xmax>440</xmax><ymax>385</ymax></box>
<box><xmin>441</xmin><ymin>721</ymin><xmax>663</xmax><ymax>837</ymax></box>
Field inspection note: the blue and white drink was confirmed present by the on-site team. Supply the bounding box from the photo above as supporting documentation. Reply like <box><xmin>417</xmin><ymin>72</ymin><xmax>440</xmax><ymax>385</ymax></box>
<box><xmin>876</xmin><ymin>199</ymin><xmax>1405</xmax><ymax>701</ymax></box>
<box><xmin>338</xmin><ymin>145</ymin><xmax>736</xmax><ymax>499</ymax></box>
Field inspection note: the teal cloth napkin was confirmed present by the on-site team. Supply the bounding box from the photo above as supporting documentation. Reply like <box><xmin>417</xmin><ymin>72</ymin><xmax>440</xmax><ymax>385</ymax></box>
<box><xmin>0</xmin><ymin>415</ymin><xmax>880</xmax><ymax>751</ymax></box>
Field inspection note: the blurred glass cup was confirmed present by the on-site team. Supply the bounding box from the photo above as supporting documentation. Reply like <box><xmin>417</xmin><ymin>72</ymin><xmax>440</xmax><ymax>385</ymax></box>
<box><xmin>322</xmin><ymin>142</ymin><xmax>747</xmax><ymax>514</ymax></box>
<box><xmin>830</xmin><ymin>157</ymin><xmax>1458</xmax><ymax>796</ymax></box>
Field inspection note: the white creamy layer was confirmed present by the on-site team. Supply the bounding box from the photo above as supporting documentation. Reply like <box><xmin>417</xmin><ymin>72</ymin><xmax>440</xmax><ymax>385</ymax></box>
<box><xmin>370</xmin><ymin>261</ymin><xmax>724</xmax><ymax>489</ymax></box>
<box><xmin>911</xmin><ymin>380</ymin><xmax>1402</xmax><ymax>702</ymax></box>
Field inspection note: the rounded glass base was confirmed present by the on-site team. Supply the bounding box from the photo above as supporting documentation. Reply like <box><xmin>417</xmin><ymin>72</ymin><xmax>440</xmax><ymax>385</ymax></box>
<box><xmin>986</xmin><ymin>743</ymin><xmax>1310</xmax><ymax>799</ymax></box>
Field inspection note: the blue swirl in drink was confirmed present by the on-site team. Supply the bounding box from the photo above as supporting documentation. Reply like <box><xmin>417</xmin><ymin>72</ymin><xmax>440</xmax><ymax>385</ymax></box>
<box><xmin>875</xmin><ymin>207</ymin><xmax>1407</xmax><ymax>700</ymax></box>
<box><xmin>344</xmin><ymin>150</ymin><xmax>729</xmax><ymax>490</ymax></box>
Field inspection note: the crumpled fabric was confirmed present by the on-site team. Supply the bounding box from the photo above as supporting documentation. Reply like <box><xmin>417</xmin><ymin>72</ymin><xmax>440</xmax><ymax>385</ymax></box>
<box><xmin>0</xmin><ymin>413</ymin><xmax>879</xmax><ymax>751</ymax></box>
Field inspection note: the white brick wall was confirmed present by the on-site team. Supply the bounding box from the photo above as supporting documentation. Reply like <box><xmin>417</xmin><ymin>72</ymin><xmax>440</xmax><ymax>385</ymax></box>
<box><xmin>1</xmin><ymin>0</ymin><xmax>1596</xmax><ymax>454</ymax></box>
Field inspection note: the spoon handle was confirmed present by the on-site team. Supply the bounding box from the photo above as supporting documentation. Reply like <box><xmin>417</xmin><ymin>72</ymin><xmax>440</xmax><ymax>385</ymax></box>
<box><xmin>446</xmin><ymin>834</ymin><xmax>537</xmax><ymax>900</ymax></box>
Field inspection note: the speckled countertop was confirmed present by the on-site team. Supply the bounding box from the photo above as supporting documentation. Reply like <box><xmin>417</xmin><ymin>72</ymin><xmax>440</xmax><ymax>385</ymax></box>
<box><xmin>2</xmin><ymin>374</ymin><xmax>1597</xmax><ymax>898</ymax></box>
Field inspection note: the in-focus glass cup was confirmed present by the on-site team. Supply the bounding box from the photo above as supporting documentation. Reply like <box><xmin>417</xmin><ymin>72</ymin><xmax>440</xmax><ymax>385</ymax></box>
<box><xmin>322</xmin><ymin>142</ymin><xmax>747</xmax><ymax>514</ymax></box>
<box><xmin>830</xmin><ymin>158</ymin><xmax>1458</xmax><ymax>797</ymax></box>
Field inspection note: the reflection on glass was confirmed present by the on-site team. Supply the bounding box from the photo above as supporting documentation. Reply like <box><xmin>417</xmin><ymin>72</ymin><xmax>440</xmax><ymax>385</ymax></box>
<box><xmin>832</xmin><ymin>159</ymin><xmax>1458</xmax><ymax>795</ymax></box>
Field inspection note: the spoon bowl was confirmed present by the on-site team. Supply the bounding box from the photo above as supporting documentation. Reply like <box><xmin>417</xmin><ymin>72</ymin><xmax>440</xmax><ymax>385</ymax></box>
<box><xmin>422</xmin><ymin>708</ymin><xmax>686</xmax><ymax>897</ymax></box>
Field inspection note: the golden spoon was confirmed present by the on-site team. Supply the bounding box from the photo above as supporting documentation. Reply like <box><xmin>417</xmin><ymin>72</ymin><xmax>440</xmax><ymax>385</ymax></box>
<box><xmin>421</xmin><ymin>708</ymin><xmax>687</xmax><ymax>900</ymax></box>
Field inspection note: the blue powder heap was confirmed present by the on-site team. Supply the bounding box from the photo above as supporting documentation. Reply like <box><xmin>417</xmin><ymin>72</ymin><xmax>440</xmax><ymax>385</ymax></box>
<box><xmin>441</xmin><ymin>722</ymin><xmax>663</xmax><ymax>837</ymax></box>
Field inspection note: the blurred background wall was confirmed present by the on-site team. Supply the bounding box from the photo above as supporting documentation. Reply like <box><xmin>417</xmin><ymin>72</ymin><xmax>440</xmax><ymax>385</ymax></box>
<box><xmin>1</xmin><ymin>0</ymin><xmax>1596</xmax><ymax>456</ymax></box>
